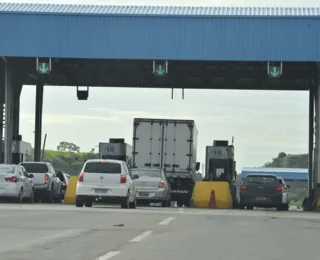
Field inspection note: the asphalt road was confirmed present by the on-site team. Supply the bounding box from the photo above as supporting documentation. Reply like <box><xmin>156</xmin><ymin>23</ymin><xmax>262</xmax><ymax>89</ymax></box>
<box><xmin>0</xmin><ymin>204</ymin><xmax>319</xmax><ymax>260</ymax></box>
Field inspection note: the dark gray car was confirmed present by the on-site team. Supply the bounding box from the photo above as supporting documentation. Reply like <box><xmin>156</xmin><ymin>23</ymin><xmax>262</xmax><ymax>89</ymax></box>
<box><xmin>131</xmin><ymin>168</ymin><xmax>171</xmax><ymax>207</ymax></box>
<box><xmin>239</xmin><ymin>174</ymin><xmax>289</xmax><ymax>211</ymax></box>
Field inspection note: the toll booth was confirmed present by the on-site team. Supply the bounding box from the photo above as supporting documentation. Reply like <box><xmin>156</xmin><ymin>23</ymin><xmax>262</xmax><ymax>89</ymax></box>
<box><xmin>0</xmin><ymin>137</ymin><xmax>32</xmax><ymax>164</ymax></box>
<box><xmin>205</xmin><ymin>140</ymin><xmax>236</xmax><ymax>182</ymax></box>
<box><xmin>99</xmin><ymin>138</ymin><xmax>133</xmax><ymax>167</ymax></box>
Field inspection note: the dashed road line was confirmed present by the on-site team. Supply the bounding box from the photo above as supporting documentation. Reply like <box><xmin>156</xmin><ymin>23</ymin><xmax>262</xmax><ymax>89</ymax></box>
<box><xmin>96</xmin><ymin>251</ymin><xmax>121</xmax><ymax>260</ymax></box>
<box><xmin>158</xmin><ymin>217</ymin><xmax>176</xmax><ymax>225</ymax></box>
<box><xmin>178</xmin><ymin>208</ymin><xmax>184</xmax><ymax>214</ymax></box>
<box><xmin>129</xmin><ymin>230</ymin><xmax>153</xmax><ymax>242</ymax></box>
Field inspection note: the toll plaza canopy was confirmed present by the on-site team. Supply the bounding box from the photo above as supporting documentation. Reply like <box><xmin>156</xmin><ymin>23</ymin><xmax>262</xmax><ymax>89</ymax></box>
<box><xmin>1</xmin><ymin>3</ymin><xmax>320</xmax><ymax>61</ymax></box>
<box><xmin>241</xmin><ymin>167</ymin><xmax>308</xmax><ymax>181</ymax></box>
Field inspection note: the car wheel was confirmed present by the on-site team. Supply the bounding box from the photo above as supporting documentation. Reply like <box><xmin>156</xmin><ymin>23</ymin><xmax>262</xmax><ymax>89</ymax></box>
<box><xmin>54</xmin><ymin>189</ymin><xmax>63</xmax><ymax>204</ymax></box>
<box><xmin>129</xmin><ymin>198</ymin><xmax>136</xmax><ymax>209</ymax></box>
<box><xmin>28</xmin><ymin>189</ymin><xmax>35</xmax><ymax>203</ymax></box>
<box><xmin>121</xmin><ymin>192</ymin><xmax>130</xmax><ymax>209</ymax></box>
<box><xmin>46</xmin><ymin>187</ymin><xmax>54</xmax><ymax>203</ymax></box>
<box><xmin>76</xmin><ymin>197</ymin><xmax>84</xmax><ymax>207</ymax></box>
<box><xmin>277</xmin><ymin>204</ymin><xmax>289</xmax><ymax>211</ymax></box>
<box><xmin>85</xmin><ymin>201</ymin><xmax>93</xmax><ymax>207</ymax></box>
<box><xmin>16</xmin><ymin>189</ymin><xmax>23</xmax><ymax>203</ymax></box>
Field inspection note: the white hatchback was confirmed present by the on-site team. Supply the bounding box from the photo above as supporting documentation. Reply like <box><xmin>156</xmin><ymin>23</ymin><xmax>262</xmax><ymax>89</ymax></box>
<box><xmin>75</xmin><ymin>159</ymin><xmax>139</xmax><ymax>208</ymax></box>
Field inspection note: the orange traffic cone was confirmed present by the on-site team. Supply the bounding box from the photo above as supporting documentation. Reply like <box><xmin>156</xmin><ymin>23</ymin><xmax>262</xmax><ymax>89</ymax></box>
<box><xmin>208</xmin><ymin>189</ymin><xmax>216</xmax><ymax>209</ymax></box>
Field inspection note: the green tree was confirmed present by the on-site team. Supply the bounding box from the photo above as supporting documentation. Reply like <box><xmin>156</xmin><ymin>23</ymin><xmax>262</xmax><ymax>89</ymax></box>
<box><xmin>57</xmin><ymin>141</ymin><xmax>80</xmax><ymax>153</ymax></box>
<box><xmin>278</xmin><ymin>152</ymin><xmax>287</xmax><ymax>159</ymax></box>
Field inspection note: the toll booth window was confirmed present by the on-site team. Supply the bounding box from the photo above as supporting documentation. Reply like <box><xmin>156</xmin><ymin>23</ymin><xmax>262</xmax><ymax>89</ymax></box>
<box><xmin>84</xmin><ymin>162</ymin><xmax>121</xmax><ymax>174</ymax></box>
<box><xmin>132</xmin><ymin>170</ymin><xmax>161</xmax><ymax>178</ymax></box>
<box><xmin>20</xmin><ymin>163</ymin><xmax>48</xmax><ymax>173</ymax></box>
<box><xmin>0</xmin><ymin>166</ymin><xmax>15</xmax><ymax>173</ymax></box>
<box><xmin>208</xmin><ymin>159</ymin><xmax>230</xmax><ymax>181</ymax></box>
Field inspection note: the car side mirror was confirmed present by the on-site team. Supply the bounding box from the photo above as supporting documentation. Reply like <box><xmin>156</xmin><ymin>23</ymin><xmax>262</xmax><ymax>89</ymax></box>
<box><xmin>196</xmin><ymin>162</ymin><xmax>200</xmax><ymax>171</ymax></box>
<box><xmin>133</xmin><ymin>174</ymin><xmax>139</xmax><ymax>179</ymax></box>
<box><xmin>29</xmin><ymin>174</ymin><xmax>34</xmax><ymax>178</ymax></box>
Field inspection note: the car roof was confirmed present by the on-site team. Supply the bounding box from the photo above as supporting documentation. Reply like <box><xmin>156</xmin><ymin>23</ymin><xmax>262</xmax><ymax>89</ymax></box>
<box><xmin>246</xmin><ymin>174</ymin><xmax>277</xmax><ymax>178</ymax></box>
<box><xmin>85</xmin><ymin>159</ymin><xmax>123</xmax><ymax>164</ymax></box>
<box><xmin>20</xmin><ymin>161</ymin><xmax>47</xmax><ymax>164</ymax></box>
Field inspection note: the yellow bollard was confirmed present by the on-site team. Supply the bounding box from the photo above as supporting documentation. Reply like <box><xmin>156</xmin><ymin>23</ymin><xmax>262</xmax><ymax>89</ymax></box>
<box><xmin>63</xmin><ymin>176</ymin><xmax>78</xmax><ymax>204</ymax></box>
<box><xmin>191</xmin><ymin>182</ymin><xmax>233</xmax><ymax>209</ymax></box>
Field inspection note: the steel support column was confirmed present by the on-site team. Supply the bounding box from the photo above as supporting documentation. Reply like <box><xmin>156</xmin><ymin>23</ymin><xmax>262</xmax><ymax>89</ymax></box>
<box><xmin>308</xmin><ymin>88</ymin><xmax>315</xmax><ymax>206</ymax></box>
<box><xmin>12</xmin><ymin>85</ymin><xmax>22</xmax><ymax>139</ymax></box>
<box><xmin>4</xmin><ymin>59</ymin><xmax>14</xmax><ymax>164</ymax></box>
<box><xmin>0</xmin><ymin>103</ymin><xmax>3</xmax><ymax>162</ymax></box>
<box><xmin>34</xmin><ymin>84</ymin><xmax>43</xmax><ymax>161</ymax></box>
<box><xmin>313</xmin><ymin>71</ymin><xmax>320</xmax><ymax>209</ymax></box>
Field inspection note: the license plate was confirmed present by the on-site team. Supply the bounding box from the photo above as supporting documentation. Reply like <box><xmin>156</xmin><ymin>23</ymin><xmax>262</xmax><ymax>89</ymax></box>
<box><xmin>95</xmin><ymin>188</ymin><xmax>108</xmax><ymax>193</ymax></box>
<box><xmin>139</xmin><ymin>192</ymin><xmax>149</xmax><ymax>196</ymax></box>
<box><xmin>256</xmin><ymin>197</ymin><xmax>267</xmax><ymax>201</ymax></box>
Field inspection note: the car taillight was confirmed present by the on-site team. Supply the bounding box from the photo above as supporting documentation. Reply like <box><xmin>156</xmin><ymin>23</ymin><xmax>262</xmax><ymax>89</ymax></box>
<box><xmin>5</xmin><ymin>176</ymin><xmax>17</xmax><ymax>182</ymax></box>
<box><xmin>275</xmin><ymin>185</ymin><xmax>282</xmax><ymax>191</ymax></box>
<box><xmin>44</xmin><ymin>174</ymin><xmax>49</xmax><ymax>181</ymax></box>
<box><xmin>62</xmin><ymin>182</ymin><xmax>66</xmax><ymax>188</ymax></box>
<box><xmin>78</xmin><ymin>173</ymin><xmax>84</xmax><ymax>182</ymax></box>
<box><xmin>240</xmin><ymin>185</ymin><xmax>247</xmax><ymax>190</ymax></box>
<box><xmin>159</xmin><ymin>180</ymin><xmax>165</xmax><ymax>188</ymax></box>
<box><xmin>282</xmin><ymin>186</ymin><xmax>288</xmax><ymax>192</ymax></box>
<box><xmin>120</xmin><ymin>174</ymin><xmax>126</xmax><ymax>183</ymax></box>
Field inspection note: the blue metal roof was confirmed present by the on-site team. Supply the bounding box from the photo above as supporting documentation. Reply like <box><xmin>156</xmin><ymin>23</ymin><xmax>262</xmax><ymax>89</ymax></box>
<box><xmin>1</xmin><ymin>3</ymin><xmax>320</xmax><ymax>60</ymax></box>
<box><xmin>241</xmin><ymin>168</ymin><xmax>308</xmax><ymax>181</ymax></box>
<box><xmin>1</xmin><ymin>3</ymin><xmax>320</xmax><ymax>17</ymax></box>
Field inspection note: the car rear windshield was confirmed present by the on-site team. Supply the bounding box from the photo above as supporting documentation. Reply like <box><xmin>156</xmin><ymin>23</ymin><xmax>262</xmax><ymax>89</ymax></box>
<box><xmin>0</xmin><ymin>166</ymin><xmax>15</xmax><ymax>174</ymax></box>
<box><xmin>20</xmin><ymin>163</ymin><xmax>48</xmax><ymax>173</ymax></box>
<box><xmin>245</xmin><ymin>176</ymin><xmax>278</xmax><ymax>184</ymax></box>
<box><xmin>84</xmin><ymin>162</ymin><xmax>121</xmax><ymax>174</ymax></box>
<box><xmin>132</xmin><ymin>170</ymin><xmax>161</xmax><ymax>178</ymax></box>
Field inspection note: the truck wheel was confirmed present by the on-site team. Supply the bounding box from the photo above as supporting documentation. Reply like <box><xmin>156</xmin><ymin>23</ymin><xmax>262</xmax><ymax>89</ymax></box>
<box><xmin>184</xmin><ymin>199</ymin><xmax>191</xmax><ymax>207</ymax></box>
<box><xmin>177</xmin><ymin>201</ymin><xmax>183</xmax><ymax>207</ymax></box>
<box><xmin>161</xmin><ymin>200</ymin><xmax>168</xmax><ymax>207</ymax></box>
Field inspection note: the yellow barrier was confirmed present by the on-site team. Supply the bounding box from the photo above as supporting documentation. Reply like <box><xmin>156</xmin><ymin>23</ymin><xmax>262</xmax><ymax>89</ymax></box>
<box><xmin>63</xmin><ymin>176</ymin><xmax>78</xmax><ymax>204</ymax></box>
<box><xmin>191</xmin><ymin>181</ymin><xmax>233</xmax><ymax>209</ymax></box>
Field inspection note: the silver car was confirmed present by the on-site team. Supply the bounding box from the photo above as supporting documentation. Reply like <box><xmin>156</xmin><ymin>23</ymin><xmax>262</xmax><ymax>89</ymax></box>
<box><xmin>0</xmin><ymin>164</ymin><xmax>35</xmax><ymax>203</ymax></box>
<box><xmin>132</xmin><ymin>168</ymin><xmax>171</xmax><ymax>207</ymax></box>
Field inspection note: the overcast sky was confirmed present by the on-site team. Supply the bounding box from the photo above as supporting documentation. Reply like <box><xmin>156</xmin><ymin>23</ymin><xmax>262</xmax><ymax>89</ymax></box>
<box><xmin>5</xmin><ymin>0</ymin><xmax>313</xmax><ymax>172</ymax></box>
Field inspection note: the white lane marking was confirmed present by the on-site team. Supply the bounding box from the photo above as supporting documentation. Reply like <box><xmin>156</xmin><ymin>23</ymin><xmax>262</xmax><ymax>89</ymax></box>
<box><xmin>179</xmin><ymin>208</ymin><xmax>184</xmax><ymax>214</ymax></box>
<box><xmin>96</xmin><ymin>251</ymin><xmax>121</xmax><ymax>260</ymax></box>
<box><xmin>158</xmin><ymin>217</ymin><xmax>176</xmax><ymax>225</ymax></box>
<box><xmin>129</xmin><ymin>230</ymin><xmax>153</xmax><ymax>242</ymax></box>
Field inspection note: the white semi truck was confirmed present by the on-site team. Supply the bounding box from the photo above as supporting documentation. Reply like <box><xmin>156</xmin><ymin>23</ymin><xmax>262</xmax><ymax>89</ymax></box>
<box><xmin>132</xmin><ymin>118</ymin><xmax>200</xmax><ymax>207</ymax></box>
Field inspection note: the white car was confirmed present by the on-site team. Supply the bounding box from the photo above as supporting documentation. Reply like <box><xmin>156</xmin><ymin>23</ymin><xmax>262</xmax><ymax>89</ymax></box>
<box><xmin>0</xmin><ymin>164</ymin><xmax>35</xmax><ymax>203</ymax></box>
<box><xmin>75</xmin><ymin>159</ymin><xmax>139</xmax><ymax>208</ymax></box>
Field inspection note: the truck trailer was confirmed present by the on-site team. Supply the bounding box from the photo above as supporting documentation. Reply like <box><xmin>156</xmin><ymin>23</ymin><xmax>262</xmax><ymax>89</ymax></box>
<box><xmin>132</xmin><ymin>118</ymin><xmax>200</xmax><ymax>207</ymax></box>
